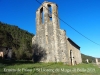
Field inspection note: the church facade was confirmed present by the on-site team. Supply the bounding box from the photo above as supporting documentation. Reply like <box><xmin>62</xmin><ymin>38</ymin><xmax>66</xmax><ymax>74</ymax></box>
<box><xmin>32</xmin><ymin>1</ymin><xmax>82</xmax><ymax>65</ymax></box>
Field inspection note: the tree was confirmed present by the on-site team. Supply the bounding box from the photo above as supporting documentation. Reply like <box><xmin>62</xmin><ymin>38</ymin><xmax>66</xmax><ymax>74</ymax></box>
<box><xmin>32</xmin><ymin>44</ymin><xmax>47</xmax><ymax>63</ymax></box>
<box><xmin>0</xmin><ymin>22</ymin><xmax>34</xmax><ymax>60</ymax></box>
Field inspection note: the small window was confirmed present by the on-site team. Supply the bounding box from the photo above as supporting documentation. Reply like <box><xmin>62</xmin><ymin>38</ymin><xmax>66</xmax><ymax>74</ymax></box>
<box><xmin>70</xmin><ymin>50</ymin><xmax>72</xmax><ymax>58</ymax></box>
<box><xmin>46</xmin><ymin>35</ymin><xmax>48</xmax><ymax>44</ymax></box>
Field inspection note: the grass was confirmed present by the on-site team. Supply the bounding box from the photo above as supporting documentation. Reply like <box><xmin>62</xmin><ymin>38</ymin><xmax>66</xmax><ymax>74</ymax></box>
<box><xmin>0</xmin><ymin>60</ymin><xmax>100</xmax><ymax>75</ymax></box>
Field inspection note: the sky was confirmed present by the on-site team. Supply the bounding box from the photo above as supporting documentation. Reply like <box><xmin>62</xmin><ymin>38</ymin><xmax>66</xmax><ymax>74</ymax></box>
<box><xmin>0</xmin><ymin>0</ymin><xmax>100</xmax><ymax>58</ymax></box>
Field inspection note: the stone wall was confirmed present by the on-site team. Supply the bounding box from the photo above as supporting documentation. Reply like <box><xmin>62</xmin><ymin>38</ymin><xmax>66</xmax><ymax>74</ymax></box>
<box><xmin>67</xmin><ymin>38</ymin><xmax>82</xmax><ymax>65</ymax></box>
<box><xmin>57</xmin><ymin>29</ymin><xmax>69</xmax><ymax>63</ymax></box>
<box><xmin>32</xmin><ymin>1</ymin><xmax>82</xmax><ymax>64</ymax></box>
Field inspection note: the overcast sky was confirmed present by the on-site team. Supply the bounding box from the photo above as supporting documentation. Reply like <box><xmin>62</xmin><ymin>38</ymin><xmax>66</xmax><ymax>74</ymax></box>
<box><xmin>0</xmin><ymin>0</ymin><xmax>100</xmax><ymax>58</ymax></box>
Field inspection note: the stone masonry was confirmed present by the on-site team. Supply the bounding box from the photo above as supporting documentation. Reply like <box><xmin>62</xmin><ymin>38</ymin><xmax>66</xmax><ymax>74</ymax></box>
<box><xmin>32</xmin><ymin>1</ymin><xmax>82</xmax><ymax>65</ymax></box>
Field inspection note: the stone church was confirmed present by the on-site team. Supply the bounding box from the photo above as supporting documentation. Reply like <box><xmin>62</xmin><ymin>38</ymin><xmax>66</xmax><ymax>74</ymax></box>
<box><xmin>32</xmin><ymin>1</ymin><xmax>82</xmax><ymax>65</ymax></box>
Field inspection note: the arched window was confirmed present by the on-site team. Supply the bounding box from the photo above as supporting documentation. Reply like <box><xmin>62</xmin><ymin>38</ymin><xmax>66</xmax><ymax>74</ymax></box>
<box><xmin>48</xmin><ymin>4</ymin><xmax>52</xmax><ymax>21</ymax></box>
<box><xmin>40</xmin><ymin>7</ymin><xmax>44</xmax><ymax>23</ymax></box>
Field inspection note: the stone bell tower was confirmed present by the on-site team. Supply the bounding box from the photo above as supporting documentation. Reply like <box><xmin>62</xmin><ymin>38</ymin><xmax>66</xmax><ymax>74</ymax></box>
<box><xmin>32</xmin><ymin>1</ymin><xmax>70</xmax><ymax>63</ymax></box>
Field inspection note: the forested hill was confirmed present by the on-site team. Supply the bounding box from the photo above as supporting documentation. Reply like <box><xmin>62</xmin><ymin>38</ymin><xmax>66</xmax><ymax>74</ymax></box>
<box><xmin>0</xmin><ymin>22</ymin><xmax>34</xmax><ymax>60</ymax></box>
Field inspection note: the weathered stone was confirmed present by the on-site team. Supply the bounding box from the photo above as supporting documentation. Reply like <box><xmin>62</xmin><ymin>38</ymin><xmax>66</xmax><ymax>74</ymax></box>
<box><xmin>0</xmin><ymin>46</ymin><xmax>12</xmax><ymax>59</ymax></box>
<box><xmin>86</xmin><ymin>59</ymin><xmax>89</xmax><ymax>63</ymax></box>
<box><xmin>32</xmin><ymin>1</ymin><xmax>82</xmax><ymax>65</ymax></box>
<box><xmin>95</xmin><ymin>58</ymin><xmax>98</xmax><ymax>65</ymax></box>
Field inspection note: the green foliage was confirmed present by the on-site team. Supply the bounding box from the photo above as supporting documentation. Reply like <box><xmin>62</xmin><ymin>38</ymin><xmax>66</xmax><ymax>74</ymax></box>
<box><xmin>0</xmin><ymin>30</ymin><xmax>13</xmax><ymax>47</ymax></box>
<box><xmin>0</xmin><ymin>22</ymin><xmax>34</xmax><ymax>60</ymax></box>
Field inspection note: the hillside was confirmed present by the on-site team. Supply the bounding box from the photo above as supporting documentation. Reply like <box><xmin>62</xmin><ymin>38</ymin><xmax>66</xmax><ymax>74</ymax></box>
<box><xmin>81</xmin><ymin>53</ymin><xmax>100</xmax><ymax>63</ymax></box>
<box><xmin>0</xmin><ymin>22</ymin><xmax>34</xmax><ymax>60</ymax></box>
<box><xmin>0</xmin><ymin>21</ymin><xmax>99</xmax><ymax>62</ymax></box>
